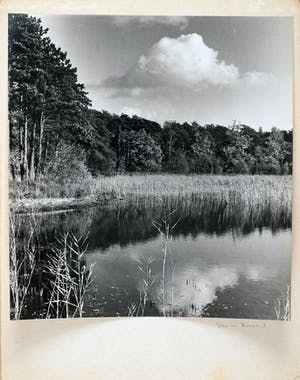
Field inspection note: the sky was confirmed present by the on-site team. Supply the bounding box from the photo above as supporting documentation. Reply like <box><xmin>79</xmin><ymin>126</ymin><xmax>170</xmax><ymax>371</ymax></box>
<box><xmin>35</xmin><ymin>15</ymin><xmax>293</xmax><ymax>130</ymax></box>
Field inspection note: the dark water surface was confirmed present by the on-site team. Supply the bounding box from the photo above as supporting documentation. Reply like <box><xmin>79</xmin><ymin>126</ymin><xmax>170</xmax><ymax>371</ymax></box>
<box><xmin>18</xmin><ymin>195</ymin><xmax>291</xmax><ymax>319</ymax></box>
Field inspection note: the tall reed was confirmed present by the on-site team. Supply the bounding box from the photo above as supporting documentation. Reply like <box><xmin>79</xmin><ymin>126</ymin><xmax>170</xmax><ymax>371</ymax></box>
<box><xmin>95</xmin><ymin>174</ymin><xmax>291</xmax><ymax>203</ymax></box>
<box><xmin>153</xmin><ymin>209</ymin><xmax>180</xmax><ymax>316</ymax></box>
<box><xmin>10</xmin><ymin>207</ymin><xmax>37</xmax><ymax>320</ymax></box>
<box><xmin>10</xmin><ymin>208</ymin><xmax>96</xmax><ymax>319</ymax></box>
<box><xmin>45</xmin><ymin>232</ymin><xmax>95</xmax><ymax>318</ymax></box>
<box><xmin>129</xmin><ymin>256</ymin><xmax>155</xmax><ymax>317</ymax></box>
<box><xmin>274</xmin><ymin>285</ymin><xmax>291</xmax><ymax>320</ymax></box>
<box><xmin>131</xmin><ymin>209</ymin><xmax>180</xmax><ymax>317</ymax></box>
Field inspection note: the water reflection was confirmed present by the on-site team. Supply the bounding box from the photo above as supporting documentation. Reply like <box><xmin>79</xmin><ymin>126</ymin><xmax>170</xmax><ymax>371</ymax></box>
<box><xmin>84</xmin><ymin>229</ymin><xmax>290</xmax><ymax>318</ymax></box>
<box><xmin>72</xmin><ymin>195</ymin><xmax>291</xmax><ymax>251</ymax></box>
<box><xmin>16</xmin><ymin>194</ymin><xmax>292</xmax><ymax>319</ymax></box>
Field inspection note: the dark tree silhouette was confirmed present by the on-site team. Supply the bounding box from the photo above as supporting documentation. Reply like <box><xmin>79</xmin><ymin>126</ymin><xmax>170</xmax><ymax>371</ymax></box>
<box><xmin>8</xmin><ymin>14</ymin><xmax>293</xmax><ymax>199</ymax></box>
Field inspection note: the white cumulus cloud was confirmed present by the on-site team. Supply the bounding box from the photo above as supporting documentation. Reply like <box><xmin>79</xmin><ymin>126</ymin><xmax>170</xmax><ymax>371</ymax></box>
<box><xmin>103</xmin><ymin>33</ymin><xmax>274</xmax><ymax>94</ymax></box>
<box><xmin>137</xmin><ymin>33</ymin><xmax>240</xmax><ymax>88</ymax></box>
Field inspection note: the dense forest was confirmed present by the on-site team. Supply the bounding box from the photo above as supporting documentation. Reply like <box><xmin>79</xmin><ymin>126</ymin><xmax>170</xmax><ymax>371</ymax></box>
<box><xmin>9</xmin><ymin>15</ymin><xmax>293</xmax><ymax>198</ymax></box>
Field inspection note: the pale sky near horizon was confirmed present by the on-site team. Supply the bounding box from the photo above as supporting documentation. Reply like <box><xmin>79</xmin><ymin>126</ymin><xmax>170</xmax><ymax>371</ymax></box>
<box><xmin>34</xmin><ymin>15</ymin><xmax>293</xmax><ymax>130</ymax></box>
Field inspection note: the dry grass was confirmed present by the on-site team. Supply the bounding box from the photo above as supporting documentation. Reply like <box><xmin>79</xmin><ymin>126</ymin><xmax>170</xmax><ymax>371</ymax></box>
<box><xmin>274</xmin><ymin>285</ymin><xmax>291</xmax><ymax>320</ymax></box>
<box><xmin>129</xmin><ymin>210</ymin><xmax>180</xmax><ymax>317</ymax></box>
<box><xmin>10</xmin><ymin>207</ymin><xmax>95</xmax><ymax>319</ymax></box>
<box><xmin>45</xmin><ymin>233</ymin><xmax>95</xmax><ymax>319</ymax></box>
<box><xmin>95</xmin><ymin>174</ymin><xmax>292</xmax><ymax>212</ymax></box>
<box><xmin>10</xmin><ymin>207</ymin><xmax>38</xmax><ymax>320</ymax></box>
<box><xmin>128</xmin><ymin>256</ymin><xmax>155</xmax><ymax>317</ymax></box>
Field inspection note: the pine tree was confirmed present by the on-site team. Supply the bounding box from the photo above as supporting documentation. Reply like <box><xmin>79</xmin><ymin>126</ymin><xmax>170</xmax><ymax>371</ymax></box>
<box><xmin>8</xmin><ymin>14</ymin><xmax>91</xmax><ymax>183</ymax></box>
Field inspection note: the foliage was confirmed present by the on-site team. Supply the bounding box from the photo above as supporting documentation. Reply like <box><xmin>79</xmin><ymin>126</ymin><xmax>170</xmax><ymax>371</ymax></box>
<box><xmin>9</xmin><ymin>14</ymin><xmax>90</xmax><ymax>185</ymax></box>
<box><xmin>42</xmin><ymin>142</ymin><xmax>94</xmax><ymax>198</ymax></box>
<box><xmin>8</xmin><ymin>15</ymin><xmax>293</xmax><ymax>200</ymax></box>
<box><xmin>121</xmin><ymin>129</ymin><xmax>162</xmax><ymax>172</ymax></box>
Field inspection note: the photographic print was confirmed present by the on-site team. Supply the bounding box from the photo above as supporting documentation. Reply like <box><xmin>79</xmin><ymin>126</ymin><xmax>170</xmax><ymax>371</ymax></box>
<box><xmin>8</xmin><ymin>14</ymin><xmax>292</xmax><ymax>320</ymax></box>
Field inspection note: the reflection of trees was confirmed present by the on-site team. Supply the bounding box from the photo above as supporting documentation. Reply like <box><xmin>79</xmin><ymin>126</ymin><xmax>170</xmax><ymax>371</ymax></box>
<box><xmin>14</xmin><ymin>193</ymin><xmax>291</xmax><ymax>318</ymax></box>
<box><xmin>18</xmin><ymin>193</ymin><xmax>291</xmax><ymax>256</ymax></box>
<box><xmin>88</xmin><ymin>195</ymin><xmax>291</xmax><ymax>251</ymax></box>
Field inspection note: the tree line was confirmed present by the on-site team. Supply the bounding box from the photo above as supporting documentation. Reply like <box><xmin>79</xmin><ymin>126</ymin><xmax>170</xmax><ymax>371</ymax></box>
<box><xmin>9</xmin><ymin>14</ymin><xmax>293</xmax><ymax>191</ymax></box>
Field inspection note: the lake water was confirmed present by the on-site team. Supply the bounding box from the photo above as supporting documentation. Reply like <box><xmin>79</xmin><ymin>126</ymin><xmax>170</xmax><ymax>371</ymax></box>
<box><xmin>17</xmin><ymin>195</ymin><xmax>291</xmax><ymax>319</ymax></box>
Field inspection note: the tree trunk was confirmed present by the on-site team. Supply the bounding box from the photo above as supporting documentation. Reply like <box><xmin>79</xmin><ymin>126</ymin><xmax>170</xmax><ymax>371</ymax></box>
<box><xmin>36</xmin><ymin>111</ymin><xmax>44</xmax><ymax>177</ymax></box>
<box><xmin>10</xmin><ymin>160</ymin><xmax>15</xmax><ymax>180</ymax></box>
<box><xmin>210</xmin><ymin>159</ymin><xmax>214</xmax><ymax>174</ymax></box>
<box><xmin>9</xmin><ymin>117</ymin><xmax>16</xmax><ymax>179</ymax></box>
<box><xmin>19</xmin><ymin>117</ymin><xmax>24</xmax><ymax>180</ymax></box>
<box><xmin>168</xmin><ymin>135</ymin><xmax>173</xmax><ymax>164</ymax></box>
<box><xmin>54</xmin><ymin>133</ymin><xmax>59</xmax><ymax>158</ymax></box>
<box><xmin>23</xmin><ymin>115</ymin><xmax>29</xmax><ymax>181</ymax></box>
<box><xmin>117</xmin><ymin>124</ymin><xmax>122</xmax><ymax>171</ymax></box>
<box><xmin>29</xmin><ymin>120</ymin><xmax>36</xmax><ymax>181</ymax></box>
<box><xmin>42</xmin><ymin>135</ymin><xmax>48</xmax><ymax>170</ymax></box>
<box><xmin>19</xmin><ymin>115</ymin><xmax>29</xmax><ymax>181</ymax></box>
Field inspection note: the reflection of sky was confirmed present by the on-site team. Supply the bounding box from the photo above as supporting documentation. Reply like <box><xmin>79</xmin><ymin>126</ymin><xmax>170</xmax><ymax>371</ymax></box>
<box><xmin>87</xmin><ymin>229</ymin><xmax>291</xmax><ymax>317</ymax></box>
<box><xmin>160</xmin><ymin>266</ymin><xmax>239</xmax><ymax>316</ymax></box>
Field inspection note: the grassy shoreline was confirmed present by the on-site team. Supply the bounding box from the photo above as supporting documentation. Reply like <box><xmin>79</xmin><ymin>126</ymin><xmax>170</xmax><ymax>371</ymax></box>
<box><xmin>10</xmin><ymin>174</ymin><xmax>292</xmax><ymax>214</ymax></box>
<box><xmin>11</xmin><ymin>197</ymin><xmax>100</xmax><ymax>214</ymax></box>
<box><xmin>10</xmin><ymin>173</ymin><xmax>292</xmax><ymax>319</ymax></box>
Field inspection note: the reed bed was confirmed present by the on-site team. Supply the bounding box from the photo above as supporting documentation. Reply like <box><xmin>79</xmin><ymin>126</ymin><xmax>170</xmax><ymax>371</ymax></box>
<box><xmin>10</xmin><ymin>206</ymin><xmax>95</xmax><ymax>319</ymax></box>
<box><xmin>95</xmin><ymin>174</ymin><xmax>292</xmax><ymax>212</ymax></box>
<box><xmin>10</xmin><ymin>207</ymin><xmax>38</xmax><ymax>320</ymax></box>
<box><xmin>46</xmin><ymin>233</ymin><xmax>95</xmax><ymax>319</ymax></box>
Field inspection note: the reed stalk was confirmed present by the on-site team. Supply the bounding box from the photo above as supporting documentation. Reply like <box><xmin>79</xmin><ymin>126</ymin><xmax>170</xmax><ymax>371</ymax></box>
<box><xmin>152</xmin><ymin>209</ymin><xmax>180</xmax><ymax>316</ymax></box>
<box><xmin>130</xmin><ymin>256</ymin><xmax>155</xmax><ymax>317</ymax></box>
<box><xmin>10</xmin><ymin>208</ymin><xmax>37</xmax><ymax>320</ymax></box>
<box><xmin>274</xmin><ymin>285</ymin><xmax>291</xmax><ymax>320</ymax></box>
<box><xmin>46</xmin><ymin>232</ymin><xmax>95</xmax><ymax>318</ymax></box>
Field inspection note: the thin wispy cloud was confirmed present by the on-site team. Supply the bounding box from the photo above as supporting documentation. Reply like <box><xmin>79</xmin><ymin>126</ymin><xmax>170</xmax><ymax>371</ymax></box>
<box><xmin>112</xmin><ymin>16</ymin><xmax>189</xmax><ymax>30</ymax></box>
<box><xmin>242</xmin><ymin>71</ymin><xmax>274</xmax><ymax>86</ymax></box>
<box><xmin>120</xmin><ymin>106</ymin><xmax>157</xmax><ymax>120</ymax></box>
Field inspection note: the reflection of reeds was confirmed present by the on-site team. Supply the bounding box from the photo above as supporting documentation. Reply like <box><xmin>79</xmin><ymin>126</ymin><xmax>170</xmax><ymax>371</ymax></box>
<box><xmin>127</xmin><ymin>301</ymin><xmax>138</xmax><ymax>317</ymax></box>
<box><xmin>153</xmin><ymin>210</ymin><xmax>180</xmax><ymax>317</ymax></box>
<box><xmin>10</xmin><ymin>208</ymin><xmax>37</xmax><ymax>320</ymax></box>
<box><xmin>129</xmin><ymin>256</ymin><xmax>155</xmax><ymax>317</ymax></box>
<box><xmin>95</xmin><ymin>174</ymin><xmax>291</xmax><ymax>238</ymax></box>
<box><xmin>274</xmin><ymin>285</ymin><xmax>290</xmax><ymax>320</ymax></box>
<box><xmin>46</xmin><ymin>233</ymin><xmax>95</xmax><ymax>318</ymax></box>
<box><xmin>130</xmin><ymin>208</ymin><xmax>180</xmax><ymax>317</ymax></box>
<box><xmin>10</xmin><ymin>208</ymin><xmax>96</xmax><ymax>319</ymax></box>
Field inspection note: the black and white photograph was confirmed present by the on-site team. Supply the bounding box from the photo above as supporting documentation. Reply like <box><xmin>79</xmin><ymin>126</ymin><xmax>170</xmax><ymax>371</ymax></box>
<box><xmin>8</xmin><ymin>14</ymin><xmax>292</xmax><ymax>320</ymax></box>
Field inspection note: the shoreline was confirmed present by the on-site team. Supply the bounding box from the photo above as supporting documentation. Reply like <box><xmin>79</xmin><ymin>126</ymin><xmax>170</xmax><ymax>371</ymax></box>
<box><xmin>10</xmin><ymin>195</ymin><xmax>115</xmax><ymax>214</ymax></box>
<box><xmin>9</xmin><ymin>174</ymin><xmax>292</xmax><ymax>214</ymax></box>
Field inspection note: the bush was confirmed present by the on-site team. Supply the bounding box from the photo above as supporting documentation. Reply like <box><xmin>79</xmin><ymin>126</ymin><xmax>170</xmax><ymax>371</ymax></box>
<box><xmin>10</xmin><ymin>143</ymin><xmax>95</xmax><ymax>199</ymax></box>
<box><xmin>40</xmin><ymin>142</ymin><xmax>93</xmax><ymax>198</ymax></box>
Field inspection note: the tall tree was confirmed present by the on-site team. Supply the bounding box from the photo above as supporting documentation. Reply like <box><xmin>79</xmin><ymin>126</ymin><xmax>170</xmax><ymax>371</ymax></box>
<box><xmin>223</xmin><ymin>122</ymin><xmax>254</xmax><ymax>174</ymax></box>
<box><xmin>9</xmin><ymin>14</ymin><xmax>91</xmax><ymax>183</ymax></box>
